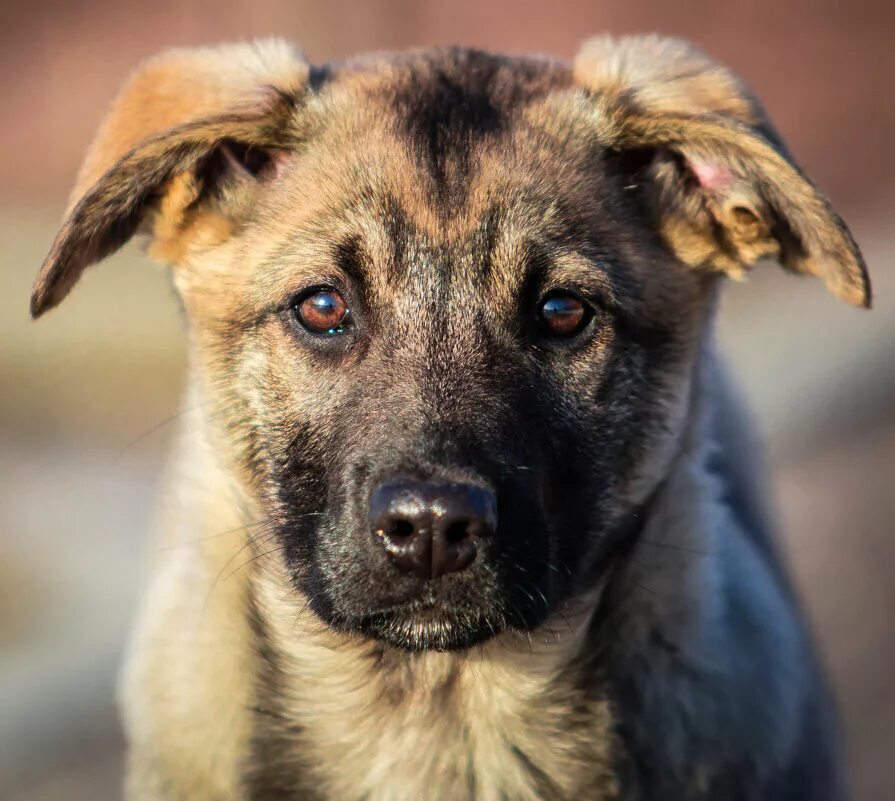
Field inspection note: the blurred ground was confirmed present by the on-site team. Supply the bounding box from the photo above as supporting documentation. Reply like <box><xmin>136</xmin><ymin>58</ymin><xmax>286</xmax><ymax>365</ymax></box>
<box><xmin>1</xmin><ymin>2</ymin><xmax>893</xmax><ymax>800</ymax></box>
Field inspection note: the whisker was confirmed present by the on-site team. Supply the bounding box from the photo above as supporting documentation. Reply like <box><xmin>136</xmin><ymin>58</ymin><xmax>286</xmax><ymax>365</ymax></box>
<box><xmin>201</xmin><ymin>520</ymin><xmax>280</xmax><ymax>611</ymax></box>
<box><xmin>292</xmin><ymin>596</ymin><xmax>314</xmax><ymax>632</ymax></box>
<box><xmin>113</xmin><ymin>400</ymin><xmax>213</xmax><ymax>462</ymax></box>
<box><xmin>638</xmin><ymin>538</ymin><xmax>708</xmax><ymax>556</ymax></box>
<box><xmin>155</xmin><ymin>518</ymin><xmax>269</xmax><ymax>552</ymax></box>
<box><xmin>222</xmin><ymin>545</ymin><xmax>288</xmax><ymax>584</ymax></box>
<box><xmin>627</xmin><ymin>577</ymin><xmax>658</xmax><ymax>596</ymax></box>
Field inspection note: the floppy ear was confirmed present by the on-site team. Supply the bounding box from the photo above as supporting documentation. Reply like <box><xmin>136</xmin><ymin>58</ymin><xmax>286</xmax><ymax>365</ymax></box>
<box><xmin>31</xmin><ymin>40</ymin><xmax>309</xmax><ymax>318</ymax></box>
<box><xmin>574</xmin><ymin>35</ymin><xmax>871</xmax><ymax>307</ymax></box>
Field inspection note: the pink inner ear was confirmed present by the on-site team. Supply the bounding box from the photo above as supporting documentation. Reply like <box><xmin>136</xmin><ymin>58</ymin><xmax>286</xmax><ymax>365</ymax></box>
<box><xmin>267</xmin><ymin>148</ymin><xmax>291</xmax><ymax>180</ymax></box>
<box><xmin>689</xmin><ymin>158</ymin><xmax>734</xmax><ymax>192</ymax></box>
<box><xmin>219</xmin><ymin>142</ymin><xmax>291</xmax><ymax>181</ymax></box>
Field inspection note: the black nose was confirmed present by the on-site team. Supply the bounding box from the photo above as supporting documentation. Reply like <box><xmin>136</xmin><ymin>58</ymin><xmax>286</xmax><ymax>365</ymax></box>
<box><xmin>369</xmin><ymin>478</ymin><xmax>497</xmax><ymax>579</ymax></box>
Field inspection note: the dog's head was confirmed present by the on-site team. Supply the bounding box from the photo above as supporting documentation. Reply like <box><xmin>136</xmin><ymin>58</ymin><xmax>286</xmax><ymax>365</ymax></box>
<box><xmin>33</xmin><ymin>37</ymin><xmax>869</xmax><ymax>650</ymax></box>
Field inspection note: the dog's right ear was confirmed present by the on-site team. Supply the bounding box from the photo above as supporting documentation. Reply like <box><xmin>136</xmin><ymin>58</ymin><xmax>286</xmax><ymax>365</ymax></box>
<box><xmin>31</xmin><ymin>40</ymin><xmax>309</xmax><ymax>318</ymax></box>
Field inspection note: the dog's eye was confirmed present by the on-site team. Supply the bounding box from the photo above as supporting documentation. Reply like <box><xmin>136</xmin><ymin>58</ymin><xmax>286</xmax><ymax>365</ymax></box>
<box><xmin>294</xmin><ymin>289</ymin><xmax>350</xmax><ymax>335</ymax></box>
<box><xmin>538</xmin><ymin>293</ymin><xmax>591</xmax><ymax>338</ymax></box>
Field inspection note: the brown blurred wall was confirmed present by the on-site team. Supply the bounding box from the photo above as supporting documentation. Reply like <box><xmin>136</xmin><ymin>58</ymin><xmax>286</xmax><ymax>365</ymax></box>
<box><xmin>2</xmin><ymin>3</ymin><xmax>893</xmax><ymax>801</ymax></box>
<box><xmin>2</xmin><ymin>0</ymin><xmax>894</xmax><ymax>211</ymax></box>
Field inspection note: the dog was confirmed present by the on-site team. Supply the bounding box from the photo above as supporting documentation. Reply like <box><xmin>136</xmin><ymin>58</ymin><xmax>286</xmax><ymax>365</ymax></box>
<box><xmin>32</xmin><ymin>35</ymin><xmax>870</xmax><ymax>800</ymax></box>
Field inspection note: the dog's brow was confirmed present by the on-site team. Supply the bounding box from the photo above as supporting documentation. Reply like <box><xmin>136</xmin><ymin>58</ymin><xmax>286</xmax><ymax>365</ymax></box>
<box><xmin>253</xmin><ymin>193</ymin><xmax>420</xmax><ymax>302</ymax></box>
<box><xmin>545</xmin><ymin>251</ymin><xmax>617</xmax><ymax>302</ymax></box>
<box><xmin>329</xmin><ymin>234</ymin><xmax>376</xmax><ymax>306</ymax></box>
<box><xmin>464</xmin><ymin>203</ymin><xmax>502</xmax><ymax>285</ymax></box>
<box><xmin>330</xmin><ymin>236</ymin><xmax>367</xmax><ymax>285</ymax></box>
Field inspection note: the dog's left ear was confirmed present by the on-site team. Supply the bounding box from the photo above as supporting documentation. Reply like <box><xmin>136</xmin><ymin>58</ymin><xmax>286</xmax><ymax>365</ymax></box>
<box><xmin>574</xmin><ymin>35</ymin><xmax>871</xmax><ymax>307</ymax></box>
<box><xmin>31</xmin><ymin>40</ymin><xmax>309</xmax><ymax>318</ymax></box>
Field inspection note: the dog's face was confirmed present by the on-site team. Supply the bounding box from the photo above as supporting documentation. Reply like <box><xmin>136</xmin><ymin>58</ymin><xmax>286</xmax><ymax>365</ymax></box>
<box><xmin>32</xmin><ymin>39</ymin><xmax>869</xmax><ymax>650</ymax></box>
<box><xmin>206</xmin><ymin>56</ymin><xmax>709</xmax><ymax>649</ymax></box>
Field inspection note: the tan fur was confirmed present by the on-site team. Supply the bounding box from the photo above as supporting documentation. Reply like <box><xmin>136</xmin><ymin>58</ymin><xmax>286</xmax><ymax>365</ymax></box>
<box><xmin>30</xmin><ymin>40</ymin><xmax>307</xmax><ymax>318</ymax></box>
<box><xmin>119</xmin><ymin>368</ymin><xmax>618</xmax><ymax>801</ymax></box>
<box><xmin>572</xmin><ymin>35</ymin><xmax>870</xmax><ymax>307</ymax></box>
<box><xmin>32</xmin><ymin>35</ymin><xmax>869</xmax><ymax>801</ymax></box>
<box><xmin>255</xmin><ymin>567</ymin><xmax>616</xmax><ymax>801</ymax></box>
<box><xmin>119</xmin><ymin>390</ymin><xmax>258</xmax><ymax>800</ymax></box>
<box><xmin>574</xmin><ymin>34</ymin><xmax>757</xmax><ymax>123</ymax></box>
<box><xmin>72</xmin><ymin>39</ymin><xmax>307</xmax><ymax>203</ymax></box>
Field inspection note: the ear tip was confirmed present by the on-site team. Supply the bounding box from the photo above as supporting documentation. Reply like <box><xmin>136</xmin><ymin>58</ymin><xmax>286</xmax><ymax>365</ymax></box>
<box><xmin>30</xmin><ymin>288</ymin><xmax>49</xmax><ymax>319</ymax></box>
<box><xmin>837</xmin><ymin>260</ymin><xmax>872</xmax><ymax>309</ymax></box>
<box><xmin>850</xmin><ymin>251</ymin><xmax>872</xmax><ymax>309</ymax></box>
<box><xmin>847</xmin><ymin>285</ymin><xmax>873</xmax><ymax>309</ymax></box>
<box><xmin>860</xmin><ymin>286</ymin><xmax>873</xmax><ymax>310</ymax></box>
<box><xmin>30</xmin><ymin>268</ymin><xmax>60</xmax><ymax>318</ymax></box>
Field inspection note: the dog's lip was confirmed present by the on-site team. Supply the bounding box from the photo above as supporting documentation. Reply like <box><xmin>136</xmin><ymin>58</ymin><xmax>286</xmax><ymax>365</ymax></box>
<box><xmin>359</xmin><ymin>592</ymin><xmax>446</xmax><ymax>619</ymax></box>
<box><xmin>354</xmin><ymin>592</ymin><xmax>500</xmax><ymax>629</ymax></box>
<box><xmin>353</xmin><ymin>597</ymin><xmax>508</xmax><ymax>650</ymax></box>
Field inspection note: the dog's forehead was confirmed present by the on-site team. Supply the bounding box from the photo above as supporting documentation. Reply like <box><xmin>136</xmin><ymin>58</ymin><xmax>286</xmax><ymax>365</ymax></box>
<box><xmin>323</xmin><ymin>46</ymin><xmax>573</xmax><ymax>127</ymax></box>
<box><xmin>239</xmin><ymin>47</ymin><xmax>694</xmax><ymax>318</ymax></box>
<box><xmin>301</xmin><ymin>47</ymin><xmax>580</xmax><ymax>220</ymax></box>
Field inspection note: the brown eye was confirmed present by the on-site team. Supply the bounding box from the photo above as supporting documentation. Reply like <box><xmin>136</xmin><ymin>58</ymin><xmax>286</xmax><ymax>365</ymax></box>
<box><xmin>295</xmin><ymin>289</ymin><xmax>350</xmax><ymax>335</ymax></box>
<box><xmin>538</xmin><ymin>293</ymin><xmax>590</xmax><ymax>338</ymax></box>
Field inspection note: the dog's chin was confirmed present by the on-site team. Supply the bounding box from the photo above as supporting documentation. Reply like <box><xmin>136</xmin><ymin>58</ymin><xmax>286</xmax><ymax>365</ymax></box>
<box><xmin>352</xmin><ymin>606</ymin><xmax>507</xmax><ymax>652</ymax></box>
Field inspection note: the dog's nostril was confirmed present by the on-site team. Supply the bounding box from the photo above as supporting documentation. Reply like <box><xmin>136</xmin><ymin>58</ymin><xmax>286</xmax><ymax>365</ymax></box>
<box><xmin>388</xmin><ymin>519</ymin><xmax>416</xmax><ymax>539</ymax></box>
<box><xmin>445</xmin><ymin>520</ymin><xmax>472</xmax><ymax>543</ymax></box>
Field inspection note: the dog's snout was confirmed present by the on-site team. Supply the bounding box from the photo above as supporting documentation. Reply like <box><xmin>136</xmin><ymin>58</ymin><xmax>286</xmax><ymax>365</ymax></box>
<box><xmin>369</xmin><ymin>479</ymin><xmax>496</xmax><ymax>579</ymax></box>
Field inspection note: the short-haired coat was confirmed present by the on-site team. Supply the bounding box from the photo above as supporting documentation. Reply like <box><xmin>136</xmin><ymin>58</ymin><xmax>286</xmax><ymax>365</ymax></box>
<box><xmin>33</xmin><ymin>35</ymin><xmax>869</xmax><ymax>801</ymax></box>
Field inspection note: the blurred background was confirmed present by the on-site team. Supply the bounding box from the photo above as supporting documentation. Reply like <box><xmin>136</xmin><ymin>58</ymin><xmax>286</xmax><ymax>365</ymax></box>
<box><xmin>1</xmin><ymin>2</ymin><xmax>892</xmax><ymax>799</ymax></box>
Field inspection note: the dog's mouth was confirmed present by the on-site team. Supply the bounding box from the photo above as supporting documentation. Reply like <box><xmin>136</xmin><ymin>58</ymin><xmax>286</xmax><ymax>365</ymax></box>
<box><xmin>348</xmin><ymin>596</ymin><xmax>511</xmax><ymax>652</ymax></box>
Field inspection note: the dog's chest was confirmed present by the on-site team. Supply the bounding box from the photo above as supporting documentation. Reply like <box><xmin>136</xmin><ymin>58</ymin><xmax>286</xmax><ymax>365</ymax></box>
<box><xmin>250</xmin><ymin>634</ymin><xmax>617</xmax><ymax>801</ymax></box>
